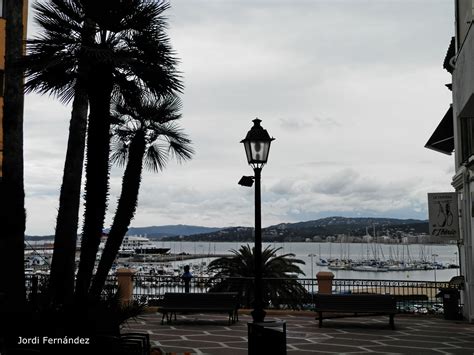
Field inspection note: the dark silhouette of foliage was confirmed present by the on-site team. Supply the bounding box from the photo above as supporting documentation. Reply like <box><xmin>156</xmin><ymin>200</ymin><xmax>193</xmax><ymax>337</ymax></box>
<box><xmin>71</xmin><ymin>0</ymin><xmax>182</xmax><ymax>299</ymax></box>
<box><xmin>24</xmin><ymin>0</ymin><xmax>184</xmax><ymax>303</ymax></box>
<box><xmin>90</xmin><ymin>94</ymin><xmax>193</xmax><ymax>297</ymax></box>
<box><xmin>208</xmin><ymin>244</ymin><xmax>308</xmax><ymax>309</ymax></box>
<box><xmin>0</xmin><ymin>0</ymin><xmax>28</xmax><ymax>309</ymax></box>
<box><xmin>24</xmin><ymin>0</ymin><xmax>95</xmax><ymax>305</ymax></box>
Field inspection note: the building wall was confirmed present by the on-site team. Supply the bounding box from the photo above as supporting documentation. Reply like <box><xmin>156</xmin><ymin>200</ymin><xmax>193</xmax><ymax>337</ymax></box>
<box><xmin>452</xmin><ymin>0</ymin><xmax>474</xmax><ymax>323</ymax></box>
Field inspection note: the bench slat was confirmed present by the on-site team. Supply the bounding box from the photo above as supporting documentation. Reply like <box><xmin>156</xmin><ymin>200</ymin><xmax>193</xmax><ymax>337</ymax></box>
<box><xmin>315</xmin><ymin>294</ymin><xmax>396</xmax><ymax>329</ymax></box>
<box><xmin>158</xmin><ymin>292</ymin><xmax>240</xmax><ymax>325</ymax></box>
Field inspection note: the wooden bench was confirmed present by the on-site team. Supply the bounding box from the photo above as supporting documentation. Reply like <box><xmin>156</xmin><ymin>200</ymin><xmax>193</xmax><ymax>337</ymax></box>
<box><xmin>157</xmin><ymin>292</ymin><xmax>240</xmax><ymax>325</ymax></box>
<box><xmin>314</xmin><ymin>294</ymin><xmax>397</xmax><ymax>329</ymax></box>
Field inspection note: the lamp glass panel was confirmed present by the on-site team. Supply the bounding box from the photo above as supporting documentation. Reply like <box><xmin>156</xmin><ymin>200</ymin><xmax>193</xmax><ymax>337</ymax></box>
<box><xmin>244</xmin><ymin>141</ymin><xmax>252</xmax><ymax>164</ymax></box>
<box><xmin>250</xmin><ymin>140</ymin><xmax>270</xmax><ymax>163</ymax></box>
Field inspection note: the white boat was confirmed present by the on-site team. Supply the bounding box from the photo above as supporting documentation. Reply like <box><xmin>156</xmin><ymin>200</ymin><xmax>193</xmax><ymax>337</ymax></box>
<box><xmin>352</xmin><ymin>265</ymin><xmax>388</xmax><ymax>272</ymax></box>
<box><xmin>316</xmin><ymin>258</ymin><xmax>329</xmax><ymax>266</ymax></box>
<box><xmin>121</xmin><ymin>235</ymin><xmax>152</xmax><ymax>249</ymax></box>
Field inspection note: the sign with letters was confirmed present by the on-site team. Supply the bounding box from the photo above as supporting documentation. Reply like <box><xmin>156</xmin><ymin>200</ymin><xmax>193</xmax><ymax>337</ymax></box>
<box><xmin>428</xmin><ymin>192</ymin><xmax>459</xmax><ymax>239</ymax></box>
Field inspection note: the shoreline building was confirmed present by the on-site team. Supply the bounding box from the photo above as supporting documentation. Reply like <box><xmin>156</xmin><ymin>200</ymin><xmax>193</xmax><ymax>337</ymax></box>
<box><xmin>426</xmin><ymin>0</ymin><xmax>474</xmax><ymax>322</ymax></box>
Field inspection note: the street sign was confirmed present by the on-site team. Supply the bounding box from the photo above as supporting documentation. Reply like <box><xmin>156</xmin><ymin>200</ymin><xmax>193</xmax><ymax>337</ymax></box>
<box><xmin>428</xmin><ymin>192</ymin><xmax>459</xmax><ymax>239</ymax></box>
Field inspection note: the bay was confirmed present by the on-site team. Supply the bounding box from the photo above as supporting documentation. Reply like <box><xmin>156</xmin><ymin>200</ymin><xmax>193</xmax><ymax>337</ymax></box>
<box><xmin>156</xmin><ymin>241</ymin><xmax>459</xmax><ymax>282</ymax></box>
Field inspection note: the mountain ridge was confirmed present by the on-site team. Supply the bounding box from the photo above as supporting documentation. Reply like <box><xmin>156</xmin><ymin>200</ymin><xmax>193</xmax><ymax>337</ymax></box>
<box><xmin>25</xmin><ymin>217</ymin><xmax>429</xmax><ymax>241</ymax></box>
<box><xmin>160</xmin><ymin>216</ymin><xmax>429</xmax><ymax>242</ymax></box>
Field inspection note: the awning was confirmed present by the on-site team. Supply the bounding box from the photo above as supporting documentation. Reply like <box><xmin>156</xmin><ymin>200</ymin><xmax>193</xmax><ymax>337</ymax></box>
<box><xmin>425</xmin><ymin>106</ymin><xmax>454</xmax><ymax>155</ymax></box>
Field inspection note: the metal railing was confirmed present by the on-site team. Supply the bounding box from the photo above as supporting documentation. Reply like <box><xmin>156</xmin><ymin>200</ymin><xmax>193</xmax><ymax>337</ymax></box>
<box><xmin>131</xmin><ymin>275</ymin><xmax>450</xmax><ymax>313</ymax></box>
<box><xmin>25</xmin><ymin>274</ymin><xmax>454</xmax><ymax>314</ymax></box>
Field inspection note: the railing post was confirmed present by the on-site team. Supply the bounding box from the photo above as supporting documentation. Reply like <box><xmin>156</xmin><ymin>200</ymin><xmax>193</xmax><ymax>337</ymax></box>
<box><xmin>30</xmin><ymin>275</ymin><xmax>38</xmax><ymax>306</ymax></box>
<box><xmin>116</xmin><ymin>268</ymin><xmax>135</xmax><ymax>304</ymax></box>
<box><xmin>317</xmin><ymin>272</ymin><xmax>334</xmax><ymax>294</ymax></box>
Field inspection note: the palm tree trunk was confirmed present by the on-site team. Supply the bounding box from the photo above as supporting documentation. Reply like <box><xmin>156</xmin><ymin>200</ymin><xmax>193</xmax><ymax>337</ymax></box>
<box><xmin>90</xmin><ymin>131</ymin><xmax>146</xmax><ymax>297</ymax></box>
<box><xmin>75</xmin><ymin>63</ymin><xmax>113</xmax><ymax>300</ymax></box>
<box><xmin>0</xmin><ymin>0</ymin><xmax>27</xmax><ymax>307</ymax></box>
<box><xmin>49</xmin><ymin>18</ymin><xmax>95</xmax><ymax>306</ymax></box>
<box><xmin>49</xmin><ymin>87</ymin><xmax>88</xmax><ymax>305</ymax></box>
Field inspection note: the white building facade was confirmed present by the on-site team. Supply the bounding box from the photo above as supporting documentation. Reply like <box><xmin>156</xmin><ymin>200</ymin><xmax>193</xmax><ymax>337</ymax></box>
<box><xmin>429</xmin><ymin>0</ymin><xmax>474</xmax><ymax>322</ymax></box>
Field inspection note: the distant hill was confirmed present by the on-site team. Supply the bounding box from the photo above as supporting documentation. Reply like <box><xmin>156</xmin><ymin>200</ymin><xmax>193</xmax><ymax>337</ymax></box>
<box><xmin>25</xmin><ymin>218</ymin><xmax>429</xmax><ymax>242</ymax></box>
<box><xmin>162</xmin><ymin>217</ymin><xmax>429</xmax><ymax>242</ymax></box>
<box><xmin>124</xmin><ymin>225</ymin><xmax>223</xmax><ymax>239</ymax></box>
<box><xmin>26</xmin><ymin>225</ymin><xmax>223</xmax><ymax>240</ymax></box>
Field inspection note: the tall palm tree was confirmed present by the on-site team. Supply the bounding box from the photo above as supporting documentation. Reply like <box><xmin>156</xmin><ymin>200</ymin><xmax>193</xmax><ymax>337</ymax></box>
<box><xmin>75</xmin><ymin>0</ymin><xmax>183</xmax><ymax>299</ymax></box>
<box><xmin>0</xmin><ymin>0</ymin><xmax>28</xmax><ymax>308</ymax></box>
<box><xmin>24</xmin><ymin>0</ymin><xmax>95</xmax><ymax>305</ymax></box>
<box><xmin>89</xmin><ymin>94</ymin><xmax>193</xmax><ymax>297</ymax></box>
<box><xmin>208</xmin><ymin>245</ymin><xmax>308</xmax><ymax>309</ymax></box>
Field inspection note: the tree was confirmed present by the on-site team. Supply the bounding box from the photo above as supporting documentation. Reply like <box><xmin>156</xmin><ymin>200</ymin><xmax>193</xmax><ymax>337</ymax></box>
<box><xmin>24</xmin><ymin>0</ymin><xmax>95</xmax><ymax>305</ymax></box>
<box><xmin>89</xmin><ymin>94</ymin><xmax>193</xmax><ymax>297</ymax></box>
<box><xmin>0</xmin><ymin>0</ymin><xmax>28</xmax><ymax>308</ymax></box>
<box><xmin>208</xmin><ymin>245</ymin><xmax>308</xmax><ymax>309</ymax></box>
<box><xmin>23</xmin><ymin>0</ymin><xmax>182</xmax><ymax>304</ymax></box>
<box><xmin>75</xmin><ymin>0</ymin><xmax>182</xmax><ymax>299</ymax></box>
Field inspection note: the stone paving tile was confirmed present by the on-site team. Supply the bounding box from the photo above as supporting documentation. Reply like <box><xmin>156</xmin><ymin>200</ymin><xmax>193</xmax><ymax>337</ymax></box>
<box><xmin>318</xmin><ymin>337</ymin><xmax>383</xmax><ymax>347</ymax></box>
<box><xmin>186</xmin><ymin>334</ymin><xmax>246</xmax><ymax>342</ymax></box>
<box><xmin>331</xmin><ymin>333</ymin><xmax>397</xmax><ymax>341</ymax></box>
<box><xmin>156</xmin><ymin>345</ymin><xmax>200</xmax><ymax>353</ymax></box>
<box><xmin>362</xmin><ymin>346</ymin><xmax>444</xmax><ymax>355</ymax></box>
<box><xmin>389</xmin><ymin>334</ymin><xmax>464</xmax><ymax>343</ymax></box>
<box><xmin>380</xmin><ymin>339</ymin><xmax>462</xmax><ymax>349</ymax></box>
<box><xmin>223</xmin><ymin>340</ymin><xmax>248</xmax><ymax>348</ymax></box>
<box><xmin>209</xmin><ymin>330</ymin><xmax>248</xmax><ymax>336</ymax></box>
<box><xmin>294</xmin><ymin>342</ymin><xmax>370</xmax><ymax>353</ymax></box>
<box><xmin>441</xmin><ymin>349</ymin><xmax>474</xmax><ymax>355</ymax></box>
<box><xmin>123</xmin><ymin>312</ymin><xmax>474</xmax><ymax>354</ymax></box>
<box><xmin>286</xmin><ymin>338</ymin><xmax>314</xmax><ymax>345</ymax></box>
<box><xmin>443</xmin><ymin>341</ymin><xmax>474</xmax><ymax>349</ymax></box>
<box><xmin>158</xmin><ymin>339</ymin><xmax>221</xmax><ymax>348</ymax></box>
<box><xmin>149</xmin><ymin>333</ymin><xmax>184</xmax><ymax>341</ymax></box>
<box><xmin>407</xmin><ymin>330</ymin><xmax>467</xmax><ymax>338</ymax></box>
<box><xmin>195</xmin><ymin>347</ymin><xmax>247</xmax><ymax>355</ymax></box>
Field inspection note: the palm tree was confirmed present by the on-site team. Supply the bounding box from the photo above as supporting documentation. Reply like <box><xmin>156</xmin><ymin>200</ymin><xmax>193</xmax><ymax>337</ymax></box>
<box><xmin>208</xmin><ymin>245</ymin><xmax>308</xmax><ymax>310</ymax></box>
<box><xmin>0</xmin><ymin>0</ymin><xmax>28</xmax><ymax>307</ymax></box>
<box><xmin>89</xmin><ymin>94</ymin><xmax>193</xmax><ymax>297</ymax></box>
<box><xmin>24</xmin><ymin>0</ymin><xmax>95</xmax><ymax>305</ymax></box>
<box><xmin>25</xmin><ymin>0</ymin><xmax>182</xmax><ymax>301</ymax></box>
<box><xmin>75</xmin><ymin>0</ymin><xmax>183</xmax><ymax>299</ymax></box>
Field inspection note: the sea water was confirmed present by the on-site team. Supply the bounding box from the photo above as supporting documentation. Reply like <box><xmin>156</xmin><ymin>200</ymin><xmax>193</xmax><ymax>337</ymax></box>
<box><xmin>159</xmin><ymin>241</ymin><xmax>459</xmax><ymax>282</ymax></box>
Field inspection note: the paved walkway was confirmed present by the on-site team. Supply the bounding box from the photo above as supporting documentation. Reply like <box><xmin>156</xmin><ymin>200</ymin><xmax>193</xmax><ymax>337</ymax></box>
<box><xmin>123</xmin><ymin>311</ymin><xmax>474</xmax><ymax>354</ymax></box>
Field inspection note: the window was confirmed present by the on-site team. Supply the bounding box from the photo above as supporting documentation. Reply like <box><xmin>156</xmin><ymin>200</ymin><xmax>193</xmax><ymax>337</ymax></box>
<box><xmin>460</xmin><ymin>117</ymin><xmax>474</xmax><ymax>163</ymax></box>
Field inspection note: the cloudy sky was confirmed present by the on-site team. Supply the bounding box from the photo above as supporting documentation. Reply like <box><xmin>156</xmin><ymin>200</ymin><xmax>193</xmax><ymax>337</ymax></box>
<box><xmin>24</xmin><ymin>0</ymin><xmax>455</xmax><ymax>235</ymax></box>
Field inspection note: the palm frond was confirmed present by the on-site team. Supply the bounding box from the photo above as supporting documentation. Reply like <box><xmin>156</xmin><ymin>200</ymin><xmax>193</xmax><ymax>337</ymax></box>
<box><xmin>110</xmin><ymin>136</ymin><xmax>129</xmax><ymax>168</ymax></box>
<box><xmin>208</xmin><ymin>244</ymin><xmax>307</xmax><ymax>309</ymax></box>
<box><xmin>144</xmin><ymin>143</ymin><xmax>168</xmax><ymax>172</ymax></box>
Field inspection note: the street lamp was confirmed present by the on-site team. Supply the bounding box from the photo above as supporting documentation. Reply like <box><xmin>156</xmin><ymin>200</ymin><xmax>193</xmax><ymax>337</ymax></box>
<box><xmin>240</xmin><ymin>118</ymin><xmax>275</xmax><ymax>323</ymax></box>
<box><xmin>454</xmin><ymin>252</ymin><xmax>459</xmax><ymax>276</ymax></box>
<box><xmin>308</xmin><ymin>253</ymin><xmax>316</xmax><ymax>302</ymax></box>
<box><xmin>432</xmin><ymin>253</ymin><xmax>439</xmax><ymax>284</ymax></box>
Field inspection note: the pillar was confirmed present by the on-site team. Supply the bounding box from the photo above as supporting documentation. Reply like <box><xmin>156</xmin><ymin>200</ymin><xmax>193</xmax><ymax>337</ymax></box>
<box><xmin>317</xmin><ymin>271</ymin><xmax>334</xmax><ymax>294</ymax></box>
<box><xmin>116</xmin><ymin>268</ymin><xmax>135</xmax><ymax>304</ymax></box>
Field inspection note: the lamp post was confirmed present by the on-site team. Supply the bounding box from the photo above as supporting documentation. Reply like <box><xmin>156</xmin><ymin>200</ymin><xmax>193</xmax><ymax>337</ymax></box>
<box><xmin>454</xmin><ymin>252</ymin><xmax>459</xmax><ymax>276</ymax></box>
<box><xmin>240</xmin><ymin>118</ymin><xmax>275</xmax><ymax>323</ymax></box>
<box><xmin>308</xmin><ymin>253</ymin><xmax>316</xmax><ymax>302</ymax></box>
<box><xmin>432</xmin><ymin>253</ymin><xmax>439</xmax><ymax>284</ymax></box>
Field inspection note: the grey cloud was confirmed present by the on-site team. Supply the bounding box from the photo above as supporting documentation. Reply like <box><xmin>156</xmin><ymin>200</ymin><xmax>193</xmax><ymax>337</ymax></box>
<box><xmin>23</xmin><ymin>0</ymin><xmax>456</xmax><ymax>234</ymax></box>
<box><xmin>279</xmin><ymin>116</ymin><xmax>341</xmax><ymax>131</ymax></box>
